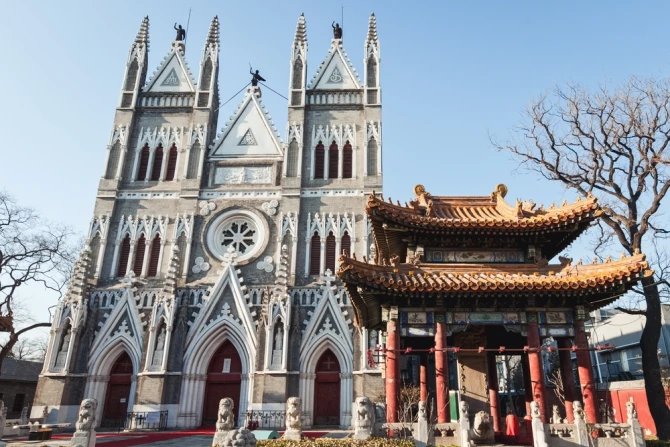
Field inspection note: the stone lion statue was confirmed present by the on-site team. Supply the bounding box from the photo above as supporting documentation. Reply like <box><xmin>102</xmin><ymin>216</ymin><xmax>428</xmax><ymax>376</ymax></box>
<box><xmin>572</xmin><ymin>401</ymin><xmax>585</xmax><ymax>422</ymax></box>
<box><xmin>472</xmin><ymin>411</ymin><xmax>494</xmax><ymax>442</ymax></box>
<box><xmin>626</xmin><ymin>398</ymin><xmax>637</xmax><ymax>423</ymax></box>
<box><xmin>551</xmin><ymin>405</ymin><xmax>561</xmax><ymax>424</ymax></box>
<box><xmin>417</xmin><ymin>400</ymin><xmax>428</xmax><ymax>422</ymax></box>
<box><xmin>223</xmin><ymin>428</ymin><xmax>257</xmax><ymax>447</ymax></box>
<box><xmin>217</xmin><ymin>398</ymin><xmax>235</xmax><ymax>432</ymax></box>
<box><xmin>75</xmin><ymin>398</ymin><xmax>97</xmax><ymax>432</ymax></box>
<box><xmin>354</xmin><ymin>396</ymin><xmax>373</xmax><ymax>429</ymax></box>
<box><xmin>285</xmin><ymin>397</ymin><xmax>301</xmax><ymax>431</ymax></box>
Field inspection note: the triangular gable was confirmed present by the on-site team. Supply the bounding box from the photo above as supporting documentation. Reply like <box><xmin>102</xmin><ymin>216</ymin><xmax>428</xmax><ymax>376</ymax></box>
<box><xmin>210</xmin><ymin>92</ymin><xmax>283</xmax><ymax>158</ymax></box>
<box><xmin>88</xmin><ymin>287</ymin><xmax>145</xmax><ymax>368</ymax></box>
<box><xmin>300</xmin><ymin>281</ymin><xmax>352</xmax><ymax>353</ymax></box>
<box><xmin>185</xmin><ymin>262</ymin><xmax>257</xmax><ymax>350</ymax></box>
<box><xmin>309</xmin><ymin>44</ymin><xmax>361</xmax><ymax>91</ymax></box>
<box><xmin>144</xmin><ymin>50</ymin><xmax>195</xmax><ymax>93</ymax></box>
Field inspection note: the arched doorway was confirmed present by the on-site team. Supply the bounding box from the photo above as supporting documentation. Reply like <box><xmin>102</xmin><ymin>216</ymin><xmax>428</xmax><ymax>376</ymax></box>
<box><xmin>203</xmin><ymin>341</ymin><xmax>242</xmax><ymax>425</ymax></box>
<box><xmin>314</xmin><ymin>349</ymin><xmax>341</xmax><ymax>426</ymax></box>
<box><xmin>102</xmin><ymin>352</ymin><xmax>133</xmax><ymax>425</ymax></box>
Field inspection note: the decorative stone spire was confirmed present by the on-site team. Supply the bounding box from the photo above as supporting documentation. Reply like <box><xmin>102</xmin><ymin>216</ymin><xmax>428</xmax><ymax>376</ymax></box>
<box><xmin>120</xmin><ymin>16</ymin><xmax>149</xmax><ymax>108</ymax></box>
<box><xmin>64</xmin><ymin>247</ymin><xmax>92</xmax><ymax>303</ymax></box>
<box><xmin>272</xmin><ymin>245</ymin><xmax>290</xmax><ymax>302</ymax></box>
<box><xmin>206</xmin><ymin>16</ymin><xmax>220</xmax><ymax>46</ymax></box>
<box><xmin>366</xmin><ymin>13</ymin><xmax>378</xmax><ymax>46</ymax></box>
<box><xmin>294</xmin><ymin>13</ymin><xmax>307</xmax><ymax>46</ymax></box>
<box><xmin>162</xmin><ymin>246</ymin><xmax>180</xmax><ymax>296</ymax></box>
<box><xmin>135</xmin><ymin>16</ymin><xmax>150</xmax><ymax>48</ymax></box>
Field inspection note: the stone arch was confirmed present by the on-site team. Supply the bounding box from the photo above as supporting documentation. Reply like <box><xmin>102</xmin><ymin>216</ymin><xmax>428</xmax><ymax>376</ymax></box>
<box><xmin>299</xmin><ymin>333</ymin><xmax>353</xmax><ymax>428</ymax></box>
<box><xmin>85</xmin><ymin>338</ymin><xmax>141</xmax><ymax>427</ymax></box>
<box><xmin>179</xmin><ymin>320</ymin><xmax>255</xmax><ymax>428</ymax></box>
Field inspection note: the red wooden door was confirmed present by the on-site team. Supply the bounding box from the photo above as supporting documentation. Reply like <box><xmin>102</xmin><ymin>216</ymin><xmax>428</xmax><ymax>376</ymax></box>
<box><xmin>203</xmin><ymin>341</ymin><xmax>242</xmax><ymax>426</ymax></box>
<box><xmin>102</xmin><ymin>352</ymin><xmax>133</xmax><ymax>425</ymax></box>
<box><xmin>314</xmin><ymin>350</ymin><xmax>341</xmax><ymax>426</ymax></box>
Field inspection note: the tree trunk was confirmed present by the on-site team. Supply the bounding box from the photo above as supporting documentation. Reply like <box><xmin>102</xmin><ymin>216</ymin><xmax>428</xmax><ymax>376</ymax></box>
<box><xmin>640</xmin><ymin>275</ymin><xmax>670</xmax><ymax>440</ymax></box>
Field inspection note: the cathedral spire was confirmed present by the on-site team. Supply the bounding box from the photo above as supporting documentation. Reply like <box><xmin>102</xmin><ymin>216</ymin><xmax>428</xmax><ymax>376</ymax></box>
<box><xmin>366</xmin><ymin>13</ymin><xmax>378</xmax><ymax>47</ymax></box>
<box><xmin>364</xmin><ymin>13</ymin><xmax>380</xmax><ymax>104</ymax></box>
<box><xmin>196</xmin><ymin>16</ymin><xmax>220</xmax><ymax>109</ymax></box>
<box><xmin>288</xmin><ymin>13</ymin><xmax>307</xmax><ymax>105</ymax></box>
<box><xmin>119</xmin><ymin>16</ymin><xmax>150</xmax><ymax>108</ymax></box>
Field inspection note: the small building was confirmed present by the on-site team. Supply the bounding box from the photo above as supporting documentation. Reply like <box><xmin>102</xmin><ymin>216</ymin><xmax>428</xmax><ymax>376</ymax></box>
<box><xmin>0</xmin><ymin>358</ymin><xmax>42</xmax><ymax>418</ymax></box>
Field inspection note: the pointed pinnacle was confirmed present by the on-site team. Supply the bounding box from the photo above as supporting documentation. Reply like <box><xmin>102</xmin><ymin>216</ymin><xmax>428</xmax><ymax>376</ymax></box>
<box><xmin>207</xmin><ymin>16</ymin><xmax>220</xmax><ymax>45</ymax></box>
<box><xmin>135</xmin><ymin>16</ymin><xmax>150</xmax><ymax>46</ymax></box>
<box><xmin>366</xmin><ymin>13</ymin><xmax>378</xmax><ymax>43</ymax></box>
<box><xmin>294</xmin><ymin>13</ymin><xmax>307</xmax><ymax>44</ymax></box>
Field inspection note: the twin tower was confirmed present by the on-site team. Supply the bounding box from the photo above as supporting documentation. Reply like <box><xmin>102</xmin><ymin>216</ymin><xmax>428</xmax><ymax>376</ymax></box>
<box><xmin>35</xmin><ymin>14</ymin><xmax>384</xmax><ymax>429</ymax></box>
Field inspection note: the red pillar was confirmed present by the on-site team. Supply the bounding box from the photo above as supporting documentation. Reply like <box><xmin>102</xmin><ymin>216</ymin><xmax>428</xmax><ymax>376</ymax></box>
<box><xmin>435</xmin><ymin>321</ymin><xmax>450</xmax><ymax>422</ymax></box>
<box><xmin>386</xmin><ymin>319</ymin><xmax>400</xmax><ymax>423</ymax></box>
<box><xmin>526</xmin><ymin>320</ymin><xmax>547</xmax><ymax>422</ymax></box>
<box><xmin>557</xmin><ymin>337</ymin><xmax>577</xmax><ymax>423</ymax></box>
<box><xmin>420</xmin><ymin>362</ymin><xmax>427</xmax><ymax>402</ymax></box>
<box><xmin>487</xmin><ymin>352</ymin><xmax>502</xmax><ymax>433</ymax></box>
<box><xmin>520</xmin><ymin>354</ymin><xmax>533</xmax><ymax>419</ymax></box>
<box><xmin>574</xmin><ymin>319</ymin><xmax>597</xmax><ymax>423</ymax></box>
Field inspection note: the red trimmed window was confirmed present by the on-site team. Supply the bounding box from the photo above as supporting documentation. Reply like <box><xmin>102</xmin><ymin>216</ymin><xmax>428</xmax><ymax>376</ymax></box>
<box><xmin>133</xmin><ymin>235</ymin><xmax>146</xmax><ymax>276</ymax></box>
<box><xmin>165</xmin><ymin>144</ymin><xmax>178</xmax><ymax>181</ymax></box>
<box><xmin>342</xmin><ymin>141</ymin><xmax>353</xmax><ymax>179</ymax></box>
<box><xmin>151</xmin><ymin>144</ymin><xmax>164</xmax><ymax>181</ymax></box>
<box><xmin>137</xmin><ymin>144</ymin><xmax>150</xmax><ymax>180</ymax></box>
<box><xmin>314</xmin><ymin>142</ymin><xmax>325</xmax><ymax>179</ymax></box>
<box><xmin>328</xmin><ymin>142</ymin><xmax>339</xmax><ymax>179</ymax></box>
<box><xmin>117</xmin><ymin>235</ymin><xmax>131</xmax><ymax>277</ymax></box>
<box><xmin>309</xmin><ymin>233</ymin><xmax>321</xmax><ymax>275</ymax></box>
<box><xmin>341</xmin><ymin>232</ymin><xmax>351</xmax><ymax>257</ymax></box>
<box><xmin>325</xmin><ymin>232</ymin><xmax>336</xmax><ymax>272</ymax></box>
<box><xmin>147</xmin><ymin>235</ymin><xmax>161</xmax><ymax>277</ymax></box>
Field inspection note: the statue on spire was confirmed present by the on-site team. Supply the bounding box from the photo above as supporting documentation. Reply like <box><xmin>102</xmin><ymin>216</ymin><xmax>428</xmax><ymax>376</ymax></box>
<box><xmin>174</xmin><ymin>23</ymin><xmax>186</xmax><ymax>41</ymax></box>
<box><xmin>249</xmin><ymin>67</ymin><xmax>266</xmax><ymax>87</ymax></box>
<box><xmin>332</xmin><ymin>22</ymin><xmax>343</xmax><ymax>39</ymax></box>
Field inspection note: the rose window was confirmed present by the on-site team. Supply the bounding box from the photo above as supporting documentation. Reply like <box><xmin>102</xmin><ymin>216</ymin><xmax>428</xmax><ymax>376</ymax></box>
<box><xmin>217</xmin><ymin>219</ymin><xmax>258</xmax><ymax>255</ymax></box>
<box><xmin>206</xmin><ymin>210</ymin><xmax>266</xmax><ymax>263</ymax></box>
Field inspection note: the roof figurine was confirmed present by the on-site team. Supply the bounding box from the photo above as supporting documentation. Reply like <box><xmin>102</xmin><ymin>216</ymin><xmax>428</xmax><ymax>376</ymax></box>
<box><xmin>250</xmin><ymin>67</ymin><xmax>266</xmax><ymax>87</ymax></box>
<box><xmin>174</xmin><ymin>23</ymin><xmax>186</xmax><ymax>41</ymax></box>
<box><xmin>332</xmin><ymin>21</ymin><xmax>343</xmax><ymax>39</ymax></box>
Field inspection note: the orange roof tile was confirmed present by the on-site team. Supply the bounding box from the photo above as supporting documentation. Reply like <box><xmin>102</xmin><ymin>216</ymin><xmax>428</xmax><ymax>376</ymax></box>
<box><xmin>368</xmin><ymin>184</ymin><xmax>600</xmax><ymax>232</ymax></box>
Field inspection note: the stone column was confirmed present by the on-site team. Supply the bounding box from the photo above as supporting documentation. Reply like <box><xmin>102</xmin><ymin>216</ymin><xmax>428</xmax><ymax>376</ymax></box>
<box><xmin>557</xmin><ymin>338</ymin><xmax>577</xmax><ymax>423</ymax></box>
<box><xmin>487</xmin><ymin>352</ymin><xmax>502</xmax><ymax>432</ymax></box>
<box><xmin>435</xmin><ymin>321</ymin><xmax>450</xmax><ymax>422</ymax></box>
<box><xmin>526</xmin><ymin>320</ymin><xmax>547</xmax><ymax>422</ymax></box>
<box><xmin>385</xmin><ymin>319</ymin><xmax>400</xmax><ymax>423</ymax></box>
<box><xmin>574</xmin><ymin>319</ymin><xmax>597</xmax><ymax>423</ymax></box>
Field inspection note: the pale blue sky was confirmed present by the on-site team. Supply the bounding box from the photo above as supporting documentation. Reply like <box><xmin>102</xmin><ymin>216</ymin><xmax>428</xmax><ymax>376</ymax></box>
<box><xmin>3</xmin><ymin>1</ymin><xmax>670</xmax><ymax>325</ymax></box>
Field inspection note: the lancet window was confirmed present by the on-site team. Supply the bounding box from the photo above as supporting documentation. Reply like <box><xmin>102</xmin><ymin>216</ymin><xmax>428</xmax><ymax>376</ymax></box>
<box><xmin>309</xmin><ymin>232</ymin><xmax>321</xmax><ymax>275</ymax></box>
<box><xmin>314</xmin><ymin>141</ymin><xmax>325</xmax><ymax>179</ymax></box>
<box><xmin>342</xmin><ymin>141</ymin><xmax>353</xmax><ymax>178</ymax></box>
<box><xmin>367</xmin><ymin>138</ymin><xmax>378</xmax><ymax>176</ymax></box>
<box><xmin>164</xmin><ymin>144</ymin><xmax>178</xmax><ymax>181</ymax></box>
<box><xmin>147</xmin><ymin>235</ymin><xmax>161</xmax><ymax>277</ymax></box>
<box><xmin>286</xmin><ymin>139</ymin><xmax>299</xmax><ymax>177</ymax></box>
<box><xmin>117</xmin><ymin>235</ymin><xmax>131</xmax><ymax>277</ymax></box>
<box><xmin>150</xmin><ymin>144</ymin><xmax>164</xmax><ymax>181</ymax></box>
<box><xmin>325</xmin><ymin>232</ymin><xmax>337</xmax><ymax>272</ymax></box>
<box><xmin>133</xmin><ymin>235</ymin><xmax>147</xmax><ymax>276</ymax></box>
<box><xmin>137</xmin><ymin>144</ymin><xmax>150</xmax><ymax>180</ymax></box>
<box><xmin>328</xmin><ymin>142</ymin><xmax>339</xmax><ymax>179</ymax></box>
<box><xmin>341</xmin><ymin>232</ymin><xmax>351</xmax><ymax>257</ymax></box>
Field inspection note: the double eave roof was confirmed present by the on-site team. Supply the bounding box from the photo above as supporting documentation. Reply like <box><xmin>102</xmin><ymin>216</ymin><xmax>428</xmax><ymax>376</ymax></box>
<box><xmin>338</xmin><ymin>253</ymin><xmax>650</xmax><ymax>328</ymax></box>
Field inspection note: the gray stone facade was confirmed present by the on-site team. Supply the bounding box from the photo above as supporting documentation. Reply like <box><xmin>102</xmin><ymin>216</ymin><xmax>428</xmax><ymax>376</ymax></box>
<box><xmin>32</xmin><ymin>14</ymin><xmax>383</xmax><ymax>430</ymax></box>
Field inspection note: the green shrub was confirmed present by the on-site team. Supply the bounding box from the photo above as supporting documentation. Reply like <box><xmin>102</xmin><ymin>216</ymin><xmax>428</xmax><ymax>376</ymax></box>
<box><xmin>646</xmin><ymin>440</ymin><xmax>670</xmax><ymax>447</ymax></box>
<box><xmin>258</xmin><ymin>438</ymin><xmax>414</xmax><ymax>447</ymax></box>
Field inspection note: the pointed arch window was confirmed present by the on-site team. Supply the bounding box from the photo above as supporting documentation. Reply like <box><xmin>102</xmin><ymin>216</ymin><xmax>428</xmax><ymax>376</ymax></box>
<box><xmin>341</xmin><ymin>231</ymin><xmax>351</xmax><ymax>257</ymax></box>
<box><xmin>309</xmin><ymin>232</ymin><xmax>321</xmax><ymax>275</ymax></box>
<box><xmin>133</xmin><ymin>235</ymin><xmax>147</xmax><ymax>276</ymax></box>
<box><xmin>314</xmin><ymin>142</ymin><xmax>325</xmax><ymax>179</ymax></box>
<box><xmin>325</xmin><ymin>231</ymin><xmax>336</xmax><ymax>273</ymax></box>
<box><xmin>292</xmin><ymin>58</ymin><xmax>303</xmax><ymax>89</ymax></box>
<box><xmin>287</xmin><ymin>139</ymin><xmax>299</xmax><ymax>177</ymax></box>
<box><xmin>137</xmin><ymin>144</ymin><xmax>150</xmax><ymax>181</ymax></box>
<box><xmin>125</xmin><ymin>59</ymin><xmax>139</xmax><ymax>91</ymax></box>
<box><xmin>147</xmin><ymin>235</ymin><xmax>161</xmax><ymax>277</ymax></box>
<box><xmin>165</xmin><ymin>144</ymin><xmax>178</xmax><ymax>181</ymax></box>
<box><xmin>342</xmin><ymin>141</ymin><xmax>353</xmax><ymax>179</ymax></box>
<box><xmin>200</xmin><ymin>59</ymin><xmax>213</xmax><ymax>91</ymax></box>
<box><xmin>328</xmin><ymin>142</ymin><xmax>339</xmax><ymax>179</ymax></box>
<box><xmin>367</xmin><ymin>58</ymin><xmax>377</xmax><ymax>88</ymax></box>
<box><xmin>117</xmin><ymin>235</ymin><xmax>131</xmax><ymax>277</ymax></box>
<box><xmin>150</xmin><ymin>144</ymin><xmax>164</xmax><ymax>181</ymax></box>
<box><xmin>367</xmin><ymin>138</ymin><xmax>378</xmax><ymax>176</ymax></box>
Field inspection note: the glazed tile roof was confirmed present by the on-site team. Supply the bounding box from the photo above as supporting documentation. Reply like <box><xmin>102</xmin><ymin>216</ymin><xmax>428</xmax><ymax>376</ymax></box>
<box><xmin>338</xmin><ymin>253</ymin><xmax>650</xmax><ymax>327</ymax></box>
<box><xmin>369</xmin><ymin>184</ymin><xmax>600</xmax><ymax>232</ymax></box>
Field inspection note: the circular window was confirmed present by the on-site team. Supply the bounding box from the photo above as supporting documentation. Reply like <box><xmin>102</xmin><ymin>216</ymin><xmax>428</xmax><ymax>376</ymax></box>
<box><xmin>206</xmin><ymin>209</ymin><xmax>267</xmax><ymax>263</ymax></box>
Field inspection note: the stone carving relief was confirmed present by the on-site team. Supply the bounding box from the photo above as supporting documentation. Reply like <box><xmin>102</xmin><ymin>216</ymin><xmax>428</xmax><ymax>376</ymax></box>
<box><xmin>192</xmin><ymin>256</ymin><xmax>211</xmax><ymax>274</ymax></box>
<box><xmin>214</xmin><ymin>167</ymin><xmax>272</xmax><ymax>185</ymax></box>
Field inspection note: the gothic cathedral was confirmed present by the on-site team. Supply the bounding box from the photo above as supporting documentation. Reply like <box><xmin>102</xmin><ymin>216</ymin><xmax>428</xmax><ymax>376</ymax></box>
<box><xmin>34</xmin><ymin>14</ymin><xmax>383</xmax><ymax>429</ymax></box>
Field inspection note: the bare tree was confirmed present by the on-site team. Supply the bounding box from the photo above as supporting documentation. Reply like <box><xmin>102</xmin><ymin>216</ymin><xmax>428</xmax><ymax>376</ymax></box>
<box><xmin>5</xmin><ymin>336</ymin><xmax>49</xmax><ymax>362</ymax></box>
<box><xmin>494</xmin><ymin>77</ymin><xmax>670</xmax><ymax>438</ymax></box>
<box><xmin>0</xmin><ymin>192</ymin><xmax>75</xmax><ymax>374</ymax></box>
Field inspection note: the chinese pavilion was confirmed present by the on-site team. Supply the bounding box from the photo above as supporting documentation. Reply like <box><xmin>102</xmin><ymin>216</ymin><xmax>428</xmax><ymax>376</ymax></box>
<box><xmin>338</xmin><ymin>184</ymin><xmax>649</xmax><ymax>431</ymax></box>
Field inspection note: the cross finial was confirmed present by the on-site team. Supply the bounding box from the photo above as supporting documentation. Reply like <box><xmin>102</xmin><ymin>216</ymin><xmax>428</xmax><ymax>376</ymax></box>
<box><xmin>122</xmin><ymin>271</ymin><xmax>137</xmax><ymax>287</ymax></box>
<box><xmin>321</xmin><ymin>269</ymin><xmax>336</xmax><ymax>287</ymax></box>
<box><xmin>222</xmin><ymin>245</ymin><xmax>239</xmax><ymax>264</ymax></box>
